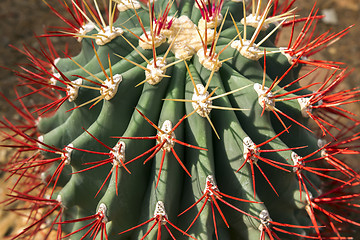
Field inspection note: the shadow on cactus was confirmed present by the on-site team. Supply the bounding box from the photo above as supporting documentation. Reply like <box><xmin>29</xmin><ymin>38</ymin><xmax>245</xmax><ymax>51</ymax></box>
<box><xmin>1</xmin><ymin>0</ymin><xmax>360</xmax><ymax>239</ymax></box>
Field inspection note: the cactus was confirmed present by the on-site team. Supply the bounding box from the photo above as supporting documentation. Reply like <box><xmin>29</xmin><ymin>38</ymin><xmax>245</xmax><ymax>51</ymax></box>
<box><xmin>1</xmin><ymin>0</ymin><xmax>360</xmax><ymax>239</ymax></box>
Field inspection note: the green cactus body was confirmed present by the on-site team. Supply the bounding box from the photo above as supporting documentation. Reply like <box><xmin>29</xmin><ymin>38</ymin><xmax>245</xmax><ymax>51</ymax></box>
<box><xmin>2</xmin><ymin>0</ymin><xmax>360</xmax><ymax>239</ymax></box>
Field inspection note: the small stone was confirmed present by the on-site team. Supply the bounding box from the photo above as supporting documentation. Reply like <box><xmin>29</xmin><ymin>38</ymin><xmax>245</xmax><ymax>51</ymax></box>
<box><xmin>321</xmin><ymin>9</ymin><xmax>338</xmax><ymax>25</ymax></box>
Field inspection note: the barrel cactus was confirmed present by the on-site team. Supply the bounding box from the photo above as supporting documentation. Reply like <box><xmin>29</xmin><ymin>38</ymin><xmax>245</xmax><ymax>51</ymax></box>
<box><xmin>2</xmin><ymin>0</ymin><xmax>360</xmax><ymax>239</ymax></box>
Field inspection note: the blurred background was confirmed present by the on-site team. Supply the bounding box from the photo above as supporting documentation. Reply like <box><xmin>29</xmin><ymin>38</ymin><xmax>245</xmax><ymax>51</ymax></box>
<box><xmin>0</xmin><ymin>0</ymin><xmax>359</xmax><ymax>238</ymax></box>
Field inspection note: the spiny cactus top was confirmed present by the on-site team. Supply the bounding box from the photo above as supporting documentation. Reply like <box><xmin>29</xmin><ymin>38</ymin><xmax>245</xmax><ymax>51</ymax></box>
<box><xmin>1</xmin><ymin>0</ymin><xmax>360</xmax><ymax>239</ymax></box>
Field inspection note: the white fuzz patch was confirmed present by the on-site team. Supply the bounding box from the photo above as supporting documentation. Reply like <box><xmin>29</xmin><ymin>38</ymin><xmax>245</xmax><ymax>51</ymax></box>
<box><xmin>37</xmin><ymin>135</ymin><xmax>46</xmax><ymax>153</ymax></box>
<box><xmin>77</xmin><ymin>22</ymin><xmax>96</xmax><ymax>42</ymax></box>
<box><xmin>159</xmin><ymin>16</ymin><xmax>175</xmax><ymax>38</ymax></box>
<box><xmin>298</xmin><ymin>97</ymin><xmax>312</xmax><ymax>118</ymax></box>
<box><xmin>56</xmin><ymin>195</ymin><xmax>62</xmax><ymax>204</ymax></box>
<box><xmin>154</xmin><ymin>201</ymin><xmax>168</xmax><ymax>225</ymax></box>
<box><xmin>173</xmin><ymin>43</ymin><xmax>196</xmax><ymax>60</ymax></box>
<box><xmin>115</xmin><ymin>0</ymin><xmax>141</xmax><ymax>11</ymax></box>
<box><xmin>279</xmin><ymin>47</ymin><xmax>299</xmax><ymax>66</ymax></box>
<box><xmin>243</xmin><ymin>136</ymin><xmax>259</xmax><ymax>163</ymax></box>
<box><xmin>37</xmin><ymin>135</ymin><xmax>44</xmax><ymax>144</ymax></box>
<box><xmin>204</xmin><ymin>175</ymin><xmax>218</xmax><ymax>196</ymax></box>
<box><xmin>318</xmin><ymin>138</ymin><xmax>328</xmax><ymax>158</ymax></box>
<box><xmin>67</xmin><ymin>78</ymin><xmax>82</xmax><ymax>102</ymax></box>
<box><xmin>100</xmin><ymin>74</ymin><xmax>123</xmax><ymax>100</ymax></box>
<box><xmin>51</xmin><ymin>58</ymin><xmax>60</xmax><ymax>74</ymax></box>
<box><xmin>139</xmin><ymin>32</ymin><xmax>167</xmax><ymax>50</ymax></box>
<box><xmin>49</xmin><ymin>72</ymin><xmax>61</xmax><ymax>86</ymax></box>
<box><xmin>241</xmin><ymin>14</ymin><xmax>270</xmax><ymax>30</ymax></box>
<box><xmin>197</xmin><ymin>13</ymin><xmax>223</xmax><ymax>30</ymax></box>
<box><xmin>96</xmin><ymin>26</ymin><xmax>124</xmax><ymax>45</ymax></box>
<box><xmin>192</xmin><ymin>84</ymin><xmax>212</xmax><ymax>117</ymax></box>
<box><xmin>97</xmin><ymin>203</ymin><xmax>108</xmax><ymax>223</ymax></box>
<box><xmin>306</xmin><ymin>191</ymin><xmax>313</xmax><ymax>203</ymax></box>
<box><xmin>40</xmin><ymin>172</ymin><xmax>47</xmax><ymax>184</ymax></box>
<box><xmin>111</xmin><ymin>140</ymin><xmax>126</xmax><ymax>167</ymax></box>
<box><xmin>254</xmin><ymin>83</ymin><xmax>275</xmax><ymax>111</ymax></box>
<box><xmin>197</xmin><ymin>48</ymin><xmax>222</xmax><ymax>71</ymax></box>
<box><xmin>35</xmin><ymin>117</ymin><xmax>41</xmax><ymax>127</ymax></box>
<box><xmin>166</xmin><ymin>15</ymin><xmax>214</xmax><ymax>60</ymax></box>
<box><xmin>259</xmin><ymin>209</ymin><xmax>272</xmax><ymax>230</ymax></box>
<box><xmin>157</xmin><ymin>120</ymin><xmax>175</xmax><ymax>152</ymax></box>
<box><xmin>145</xmin><ymin>57</ymin><xmax>166</xmax><ymax>85</ymax></box>
<box><xmin>291</xmin><ymin>152</ymin><xmax>302</xmax><ymax>172</ymax></box>
<box><xmin>56</xmin><ymin>194</ymin><xmax>66</xmax><ymax>209</ymax></box>
<box><xmin>317</xmin><ymin>138</ymin><xmax>327</xmax><ymax>149</ymax></box>
<box><xmin>62</xmin><ymin>144</ymin><xmax>74</xmax><ymax>165</ymax></box>
<box><xmin>231</xmin><ymin>39</ymin><xmax>262</xmax><ymax>60</ymax></box>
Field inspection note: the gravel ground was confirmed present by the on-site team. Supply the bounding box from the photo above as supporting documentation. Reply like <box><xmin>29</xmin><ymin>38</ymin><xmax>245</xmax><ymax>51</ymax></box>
<box><xmin>0</xmin><ymin>0</ymin><xmax>359</xmax><ymax>238</ymax></box>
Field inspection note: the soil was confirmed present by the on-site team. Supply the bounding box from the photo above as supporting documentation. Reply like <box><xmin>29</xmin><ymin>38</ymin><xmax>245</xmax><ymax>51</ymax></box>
<box><xmin>0</xmin><ymin>0</ymin><xmax>359</xmax><ymax>239</ymax></box>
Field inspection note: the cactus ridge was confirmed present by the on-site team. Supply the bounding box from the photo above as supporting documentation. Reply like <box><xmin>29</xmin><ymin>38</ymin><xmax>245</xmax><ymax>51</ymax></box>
<box><xmin>1</xmin><ymin>0</ymin><xmax>360</xmax><ymax>239</ymax></box>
